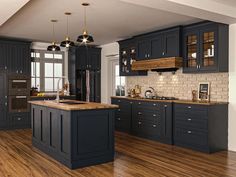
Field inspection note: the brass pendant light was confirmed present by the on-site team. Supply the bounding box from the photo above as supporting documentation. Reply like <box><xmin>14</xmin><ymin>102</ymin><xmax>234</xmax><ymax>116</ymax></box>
<box><xmin>60</xmin><ymin>12</ymin><xmax>75</xmax><ymax>48</ymax></box>
<box><xmin>77</xmin><ymin>3</ymin><xmax>94</xmax><ymax>44</ymax></box>
<box><xmin>47</xmin><ymin>20</ymin><xmax>61</xmax><ymax>51</ymax></box>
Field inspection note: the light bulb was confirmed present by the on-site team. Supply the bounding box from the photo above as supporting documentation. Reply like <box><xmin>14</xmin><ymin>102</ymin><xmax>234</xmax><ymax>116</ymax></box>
<box><xmin>66</xmin><ymin>43</ymin><xmax>70</xmax><ymax>48</ymax></box>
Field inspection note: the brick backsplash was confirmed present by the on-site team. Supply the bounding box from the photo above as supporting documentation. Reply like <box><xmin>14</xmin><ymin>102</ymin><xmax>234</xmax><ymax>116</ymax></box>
<box><xmin>126</xmin><ymin>69</ymin><xmax>229</xmax><ymax>102</ymax></box>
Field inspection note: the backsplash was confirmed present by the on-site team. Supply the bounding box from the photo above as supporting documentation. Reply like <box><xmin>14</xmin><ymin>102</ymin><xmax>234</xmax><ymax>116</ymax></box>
<box><xmin>126</xmin><ymin>69</ymin><xmax>229</xmax><ymax>102</ymax></box>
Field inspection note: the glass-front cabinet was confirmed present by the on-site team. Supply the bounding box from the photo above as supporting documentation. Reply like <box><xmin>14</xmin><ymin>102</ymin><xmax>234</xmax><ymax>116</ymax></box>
<box><xmin>119</xmin><ymin>39</ymin><xmax>147</xmax><ymax>76</ymax></box>
<box><xmin>183</xmin><ymin>22</ymin><xmax>228</xmax><ymax>73</ymax></box>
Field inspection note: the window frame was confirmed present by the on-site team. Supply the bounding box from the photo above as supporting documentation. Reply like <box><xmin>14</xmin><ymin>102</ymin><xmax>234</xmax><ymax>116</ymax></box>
<box><xmin>31</xmin><ymin>49</ymin><xmax>65</xmax><ymax>92</ymax></box>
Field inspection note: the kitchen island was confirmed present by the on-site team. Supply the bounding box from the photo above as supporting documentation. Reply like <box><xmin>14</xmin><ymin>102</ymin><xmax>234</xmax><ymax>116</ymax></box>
<box><xmin>29</xmin><ymin>100</ymin><xmax>118</xmax><ymax>169</ymax></box>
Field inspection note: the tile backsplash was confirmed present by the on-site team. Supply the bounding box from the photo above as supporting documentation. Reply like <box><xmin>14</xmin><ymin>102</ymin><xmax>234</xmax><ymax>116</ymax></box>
<box><xmin>126</xmin><ymin>69</ymin><xmax>229</xmax><ymax>102</ymax></box>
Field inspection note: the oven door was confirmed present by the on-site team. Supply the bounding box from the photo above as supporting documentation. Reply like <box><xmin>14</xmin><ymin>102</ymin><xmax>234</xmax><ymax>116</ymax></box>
<box><xmin>8</xmin><ymin>79</ymin><xmax>30</xmax><ymax>95</ymax></box>
<box><xmin>9</xmin><ymin>96</ymin><xmax>30</xmax><ymax>113</ymax></box>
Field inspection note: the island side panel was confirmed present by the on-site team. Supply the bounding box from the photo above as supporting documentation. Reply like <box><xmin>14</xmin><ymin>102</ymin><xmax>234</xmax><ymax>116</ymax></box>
<box><xmin>31</xmin><ymin>105</ymin><xmax>72</xmax><ymax>166</ymax></box>
<box><xmin>71</xmin><ymin>109</ymin><xmax>115</xmax><ymax>169</ymax></box>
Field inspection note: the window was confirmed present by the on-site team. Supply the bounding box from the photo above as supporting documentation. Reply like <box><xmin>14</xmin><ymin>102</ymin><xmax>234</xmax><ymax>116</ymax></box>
<box><xmin>31</xmin><ymin>50</ymin><xmax>64</xmax><ymax>92</ymax></box>
<box><xmin>115</xmin><ymin>64</ymin><xmax>126</xmax><ymax>96</ymax></box>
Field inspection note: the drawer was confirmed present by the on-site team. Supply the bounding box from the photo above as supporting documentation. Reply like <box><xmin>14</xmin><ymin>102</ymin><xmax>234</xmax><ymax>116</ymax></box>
<box><xmin>175</xmin><ymin>104</ymin><xmax>208</xmax><ymax>118</ymax></box>
<box><xmin>135</xmin><ymin>101</ymin><xmax>161</xmax><ymax>111</ymax></box>
<box><xmin>10</xmin><ymin>113</ymin><xmax>30</xmax><ymax>126</ymax></box>
<box><xmin>134</xmin><ymin>111</ymin><xmax>160</xmax><ymax>123</ymax></box>
<box><xmin>174</xmin><ymin>128</ymin><xmax>208</xmax><ymax>147</ymax></box>
<box><xmin>133</xmin><ymin>120</ymin><xmax>161</xmax><ymax>137</ymax></box>
<box><xmin>175</xmin><ymin>117</ymin><xmax>208</xmax><ymax>131</ymax></box>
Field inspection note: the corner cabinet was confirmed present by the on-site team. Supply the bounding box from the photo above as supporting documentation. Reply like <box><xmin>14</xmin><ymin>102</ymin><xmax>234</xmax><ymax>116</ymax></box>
<box><xmin>183</xmin><ymin>22</ymin><xmax>229</xmax><ymax>73</ymax></box>
<box><xmin>118</xmin><ymin>39</ymin><xmax>147</xmax><ymax>76</ymax></box>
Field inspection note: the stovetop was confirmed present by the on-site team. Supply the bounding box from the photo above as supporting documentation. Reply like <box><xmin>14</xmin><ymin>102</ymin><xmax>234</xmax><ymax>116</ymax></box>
<box><xmin>144</xmin><ymin>96</ymin><xmax>179</xmax><ymax>100</ymax></box>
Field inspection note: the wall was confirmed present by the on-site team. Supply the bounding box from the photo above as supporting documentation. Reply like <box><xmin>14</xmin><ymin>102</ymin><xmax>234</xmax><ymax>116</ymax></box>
<box><xmin>229</xmin><ymin>24</ymin><xmax>236</xmax><ymax>151</ymax></box>
<box><xmin>100</xmin><ymin>42</ymin><xmax>119</xmax><ymax>103</ymax></box>
<box><xmin>127</xmin><ymin>70</ymin><xmax>228</xmax><ymax>102</ymax></box>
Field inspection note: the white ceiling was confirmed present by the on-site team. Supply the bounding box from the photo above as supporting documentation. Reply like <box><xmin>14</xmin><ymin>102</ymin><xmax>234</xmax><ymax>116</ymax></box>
<box><xmin>0</xmin><ymin>0</ymin><xmax>200</xmax><ymax>45</ymax></box>
<box><xmin>0</xmin><ymin>0</ymin><xmax>30</xmax><ymax>26</ymax></box>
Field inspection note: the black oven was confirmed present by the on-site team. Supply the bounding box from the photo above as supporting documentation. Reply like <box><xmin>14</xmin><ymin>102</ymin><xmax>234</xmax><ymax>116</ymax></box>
<box><xmin>8</xmin><ymin>75</ymin><xmax>30</xmax><ymax>96</ymax></box>
<box><xmin>9</xmin><ymin>96</ymin><xmax>30</xmax><ymax>113</ymax></box>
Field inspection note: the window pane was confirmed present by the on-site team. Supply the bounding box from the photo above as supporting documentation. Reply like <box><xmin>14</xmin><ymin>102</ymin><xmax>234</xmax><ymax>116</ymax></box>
<box><xmin>115</xmin><ymin>65</ymin><xmax>119</xmax><ymax>76</ymax></box>
<box><xmin>120</xmin><ymin>77</ymin><xmax>126</xmax><ymax>86</ymax></box>
<box><xmin>35</xmin><ymin>52</ymin><xmax>40</xmax><ymax>58</ymax></box>
<box><xmin>36</xmin><ymin>62</ymin><xmax>40</xmax><ymax>77</ymax></box>
<box><xmin>54</xmin><ymin>78</ymin><xmax>62</xmax><ymax>91</ymax></box>
<box><xmin>45</xmin><ymin>78</ymin><xmax>54</xmax><ymax>91</ymax></box>
<box><xmin>31</xmin><ymin>62</ymin><xmax>35</xmax><ymax>77</ymax></box>
<box><xmin>54</xmin><ymin>63</ymin><xmax>62</xmax><ymax>77</ymax></box>
<box><xmin>31</xmin><ymin>78</ymin><xmax>35</xmax><ymax>87</ymax></box>
<box><xmin>45</xmin><ymin>63</ymin><xmax>53</xmax><ymax>77</ymax></box>
<box><xmin>31</xmin><ymin>52</ymin><xmax>35</xmax><ymax>58</ymax></box>
<box><xmin>44</xmin><ymin>53</ymin><xmax>53</xmax><ymax>59</ymax></box>
<box><xmin>36</xmin><ymin>78</ymin><xmax>40</xmax><ymax>91</ymax></box>
<box><xmin>116</xmin><ymin>77</ymin><xmax>120</xmax><ymax>87</ymax></box>
<box><xmin>54</xmin><ymin>54</ymin><xmax>63</xmax><ymax>59</ymax></box>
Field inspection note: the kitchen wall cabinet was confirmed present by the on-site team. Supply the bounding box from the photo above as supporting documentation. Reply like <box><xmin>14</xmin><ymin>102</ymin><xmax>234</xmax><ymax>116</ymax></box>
<box><xmin>174</xmin><ymin>103</ymin><xmax>228</xmax><ymax>153</ymax></box>
<box><xmin>0</xmin><ymin>39</ymin><xmax>31</xmax><ymax>75</ymax></box>
<box><xmin>118</xmin><ymin>39</ymin><xmax>147</xmax><ymax>76</ymax></box>
<box><xmin>111</xmin><ymin>98</ymin><xmax>132</xmax><ymax>133</ymax></box>
<box><xmin>183</xmin><ymin>21</ymin><xmax>228</xmax><ymax>73</ymax></box>
<box><xmin>135</xmin><ymin>27</ymin><xmax>181</xmax><ymax>60</ymax></box>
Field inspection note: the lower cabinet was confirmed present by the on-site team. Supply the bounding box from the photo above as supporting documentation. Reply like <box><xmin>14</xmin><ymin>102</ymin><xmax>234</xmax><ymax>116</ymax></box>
<box><xmin>111</xmin><ymin>98</ymin><xmax>173</xmax><ymax>145</ymax></box>
<box><xmin>111</xmin><ymin>98</ymin><xmax>132</xmax><ymax>133</ymax></box>
<box><xmin>9</xmin><ymin>113</ymin><xmax>31</xmax><ymax>129</ymax></box>
<box><xmin>174</xmin><ymin>103</ymin><xmax>228</xmax><ymax>153</ymax></box>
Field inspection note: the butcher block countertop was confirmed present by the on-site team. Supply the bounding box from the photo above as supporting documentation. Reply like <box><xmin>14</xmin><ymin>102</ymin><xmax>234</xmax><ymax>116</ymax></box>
<box><xmin>29</xmin><ymin>100</ymin><xmax>119</xmax><ymax>111</ymax></box>
<box><xmin>111</xmin><ymin>96</ymin><xmax>228</xmax><ymax>105</ymax></box>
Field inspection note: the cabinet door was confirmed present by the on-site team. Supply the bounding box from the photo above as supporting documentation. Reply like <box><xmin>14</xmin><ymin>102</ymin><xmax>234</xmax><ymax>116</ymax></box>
<box><xmin>136</xmin><ymin>39</ymin><xmax>150</xmax><ymax>60</ymax></box>
<box><xmin>0</xmin><ymin>43</ymin><xmax>7</xmax><ymax>70</ymax></box>
<box><xmin>0</xmin><ymin>73</ymin><xmax>7</xmax><ymax>129</ymax></box>
<box><xmin>183</xmin><ymin>30</ymin><xmax>200</xmax><ymax>73</ymax></box>
<box><xmin>150</xmin><ymin>34</ymin><xmax>163</xmax><ymax>59</ymax></box>
<box><xmin>160</xmin><ymin>103</ymin><xmax>172</xmax><ymax>143</ymax></box>
<box><xmin>88</xmin><ymin>48</ymin><xmax>101</xmax><ymax>70</ymax></box>
<box><xmin>68</xmin><ymin>47</ymin><xmax>76</xmax><ymax>95</ymax></box>
<box><xmin>76</xmin><ymin>48</ymin><xmax>87</xmax><ymax>70</ymax></box>
<box><xmin>89</xmin><ymin>70</ymin><xmax>95</xmax><ymax>102</ymax></box>
<box><xmin>163</xmin><ymin>30</ymin><xmax>180</xmax><ymax>57</ymax></box>
<box><xmin>94</xmin><ymin>70</ymin><xmax>101</xmax><ymax>103</ymax></box>
<box><xmin>199</xmin><ymin>26</ymin><xmax>217</xmax><ymax>72</ymax></box>
<box><xmin>22</xmin><ymin>44</ymin><xmax>31</xmax><ymax>75</ymax></box>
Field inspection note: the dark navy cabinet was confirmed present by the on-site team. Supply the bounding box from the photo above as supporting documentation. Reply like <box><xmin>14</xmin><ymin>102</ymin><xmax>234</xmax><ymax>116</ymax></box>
<box><xmin>183</xmin><ymin>21</ymin><xmax>228</xmax><ymax>73</ymax></box>
<box><xmin>111</xmin><ymin>98</ymin><xmax>132</xmax><ymax>132</ymax></box>
<box><xmin>118</xmin><ymin>39</ymin><xmax>147</xmax><ymax>76</ymax></box>
<box><xmin>111</xmin><ymin>97</ymin><xmax>173</xmax><ymax>144</ymax></box>
<box><xmin>0</xmin><ymin>72</ymin><xmax>8</xmax><ymax>129</ymax></box>
<box><xmin>174</xmin><ymin>103</ymin><xmax>228</xmax><ymax>153</ymax></box>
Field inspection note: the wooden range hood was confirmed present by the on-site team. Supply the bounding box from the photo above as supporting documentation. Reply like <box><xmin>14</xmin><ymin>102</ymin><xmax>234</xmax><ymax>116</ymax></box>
<box><xmin>131</xmin><ymin>57</ymin><xmax>183</xmax><ymax>72</ymax></box>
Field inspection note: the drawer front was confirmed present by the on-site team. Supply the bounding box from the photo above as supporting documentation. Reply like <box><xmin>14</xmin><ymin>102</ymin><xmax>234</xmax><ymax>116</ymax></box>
<box><xmin>175</xmin><ymin>117</ymin><xmax>208</xmax><ymax>131</ymax></box>
<box><xmin>133</xmin><ymin>120</ymin><xmax>161</xmax><ymax>137</ymax></box>
<box><xmin>135</xmin><ymin>101</ymin><xmax>161</xmax><ymax>112</ymax></box>
<box><xmin>174</xmin><ymin>128</ymin><xmax>208</xmax><ymax>147</ymax></box>
<box><xmin>115</xmin><ymin>117</ymin><xmax>131</xmax><ymax>132</ymax></box>
<box><xmin>175</xmin><ymin>104</ymin><xmax>208</xmax><ymax>119</ymax></box>
<box><xmin>10</xmin><ymin>113</ymin><xmax>30</xmax><ymax>127</ymax></box>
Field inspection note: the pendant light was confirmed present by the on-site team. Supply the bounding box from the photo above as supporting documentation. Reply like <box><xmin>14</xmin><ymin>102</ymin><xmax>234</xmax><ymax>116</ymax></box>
<box><xmin>77</xmin><ymin>3</ymin><xmax>94</xmax><ymax>44</ymax></box>
<box><xmin>60</xmin><ymin>12</ymin><xmax>75</xmax><ymax>48</ymax></box>
<box><xmin>47</xmin><ymin>19</ymin><xmax>60</xmax><ymax>51</ymax></box>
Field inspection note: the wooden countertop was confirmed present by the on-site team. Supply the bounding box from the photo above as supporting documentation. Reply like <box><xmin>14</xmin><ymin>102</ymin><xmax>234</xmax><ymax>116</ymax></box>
<box><xmin>111</xmin><ymin>96</ymin><xmax>228</xmax><ymax>105</ymax></box>
<box><xmin>29</xmin><ymin>100</ymin><xmax>119</xmax><ymax>111</ymax></box>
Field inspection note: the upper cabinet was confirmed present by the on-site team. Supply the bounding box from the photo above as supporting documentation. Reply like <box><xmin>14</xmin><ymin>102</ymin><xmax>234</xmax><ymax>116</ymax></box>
<box><xmin>183</xmin><ymin>22</ymin><xmax>229</xmax><ymax>73</ymax></box>
<box><xmin>0</xmin><ymin>39</ymin><xmax>31</xmax><ymax>75</ymax></box>
<box><xmin>119</xmin><ymin>39</ymin><xmax>147</xmax><ymax>76</ymax></box>
<box><xmin>136</xmin><ymin>27</ymin><xmax>181</xmax><ymax>60</ymax></box>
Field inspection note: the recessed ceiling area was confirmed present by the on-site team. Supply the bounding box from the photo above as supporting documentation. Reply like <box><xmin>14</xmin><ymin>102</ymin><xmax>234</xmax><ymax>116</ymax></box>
<box><xmin>0</xmin><ymin>0</ymin><xmax>201</xmax><ymax>45</ymax></box>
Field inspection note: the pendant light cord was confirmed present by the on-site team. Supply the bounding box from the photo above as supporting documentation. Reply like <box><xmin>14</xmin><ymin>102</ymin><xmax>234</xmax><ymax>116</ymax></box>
<box><xmin>67</xmin><ymin>15</ymin><xmax>69</xmax><ymax>36</ymax></box>
<box><xmin>84</xmin><ymin>5</ymin><xmax>87</xmax><ymax>31</ymax></box>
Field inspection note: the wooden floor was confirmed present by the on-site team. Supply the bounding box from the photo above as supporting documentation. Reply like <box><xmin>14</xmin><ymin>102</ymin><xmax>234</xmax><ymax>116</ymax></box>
<box><xmin>0</xmin><ymin>130</ymin><xmax>236</xmax><ymax>177</ymax></box>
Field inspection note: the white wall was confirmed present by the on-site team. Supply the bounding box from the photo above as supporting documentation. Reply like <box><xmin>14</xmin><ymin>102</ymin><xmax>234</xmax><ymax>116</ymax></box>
<box><xmin>100</xmin><ymin>42</ymin><xmax>119</xmax><ymax>103</ymax></box>
<box><xmin>229</xmin><ymin>24</ymin><xmax>236</xmax><ymax>151</ymax></box>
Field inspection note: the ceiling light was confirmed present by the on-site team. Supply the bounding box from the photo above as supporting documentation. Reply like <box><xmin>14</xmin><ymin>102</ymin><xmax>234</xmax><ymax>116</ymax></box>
<box><xmin>47</xmin><ymin>20</ymin><xmax>60</xmax><ymax>51</ymax></box>
<box><xmin>77</xmin><ymin>3</ymin><xmax>94</xmax><ymax>44</ymax></box>
<box><xmin>60</xmin><ymin>12</ymin><xmax>75</xmax><ymax>48</ymax></box>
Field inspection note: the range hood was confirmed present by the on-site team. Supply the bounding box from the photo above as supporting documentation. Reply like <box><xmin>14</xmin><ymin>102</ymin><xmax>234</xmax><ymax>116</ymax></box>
<box><xmin>131</xmin><ymin>57</ymin><xmax>183</xmax><ymax>72</ymax></box>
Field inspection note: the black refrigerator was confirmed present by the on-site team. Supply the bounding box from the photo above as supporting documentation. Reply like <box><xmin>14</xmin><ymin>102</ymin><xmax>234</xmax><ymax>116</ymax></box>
<box><xmin>76</xmin><ymin>69</ymin><xmax>101</xmax><ymax>102</ymax></box>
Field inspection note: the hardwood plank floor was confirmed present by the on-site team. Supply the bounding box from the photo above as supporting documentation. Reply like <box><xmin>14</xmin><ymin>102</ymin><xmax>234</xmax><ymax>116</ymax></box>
<box><xmin>0</xmin><ymin>129</ymin><xmax>236</xmax><ymax>177</ymax></box>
